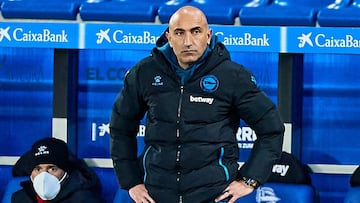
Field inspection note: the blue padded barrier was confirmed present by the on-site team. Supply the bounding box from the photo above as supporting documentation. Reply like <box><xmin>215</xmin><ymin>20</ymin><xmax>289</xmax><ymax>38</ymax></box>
<box><xmin>157</xmin><ymin>0</ymin><xmax>270</xmax><ymax>25</ymax></box>
<box><xmin>92</xmin><ymin>167</ymin><xmax>119</xmax><ymax>203</ymax></box>
<box><xmin>1</xmin><ymin>177</ymin><xmax>27</xmax><ymax>203</ymax></box>
<box><xmin>344</xmin><ymin>187</ymin><xmax>360</xmax><ymax>203</ymax></box>
<box><xmin>239</xmin><ymin>0</ymin><xmax>345</xmax><ymax>26</ymax></box>
<box><xmin>317</xmin><ymin>0</ymin><xmax>360</xmax><ymax>27</ymax></box>
<box><xmin>79</xmin><ymin>0</ymin><xmax>165</xmax><ymax>22</ymax></box>
<box><xmin>1</xmin><ymin>0</ymin><xmax>82</xmax><ymax>20</ymax></box>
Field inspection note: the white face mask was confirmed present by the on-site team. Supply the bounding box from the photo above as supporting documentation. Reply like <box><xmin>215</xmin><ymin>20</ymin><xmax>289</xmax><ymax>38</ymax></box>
<box><xmin>31</xmin><ymin>171</ymin><xmax>67</xmax><ymax>200</ymax></box>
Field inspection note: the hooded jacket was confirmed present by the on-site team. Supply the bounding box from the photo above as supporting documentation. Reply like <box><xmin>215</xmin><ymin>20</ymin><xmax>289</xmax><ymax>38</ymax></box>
<box><xmin>11</xmin><ymin>151</ymin><xmax>105</xmax><ymax>203</ymax></box>
<box><xmin>110</xmin><ymin>31</ymin><xmax>284</xmax><ymax>203</ymax></box>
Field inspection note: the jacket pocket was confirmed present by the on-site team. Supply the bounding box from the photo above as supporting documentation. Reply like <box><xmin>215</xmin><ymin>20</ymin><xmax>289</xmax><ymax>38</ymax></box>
<box><xmin>218</xmin><ymin>147</ymin><xmax>230</xmax><ymax>181</ymax></box>
<box><xmin>142</xmin><ymin>145</ymin><xmax>152</xmax><ymax>183</ymax></box>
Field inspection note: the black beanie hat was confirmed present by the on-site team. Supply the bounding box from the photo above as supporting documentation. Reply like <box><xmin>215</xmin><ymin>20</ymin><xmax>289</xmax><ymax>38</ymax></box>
<box><xmin>30</xmin><ymin>137</ymin><xmax>71</xmax><ymax>172</ymax></box>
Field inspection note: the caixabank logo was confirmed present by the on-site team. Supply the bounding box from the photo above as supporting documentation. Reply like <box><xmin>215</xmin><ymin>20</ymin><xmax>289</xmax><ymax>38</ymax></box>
<box><xmin>288</xmin><ymin>27</ymin><xmax>360</xmax><ymax>53</ymax></box>
<box><xmin>211</xmin><ymin>26</ymin><xmax>280</xmax><ymax>52</ymax></box>
<box><xmin>215</xmin><ymin>31</ymin><xmax>270</xmax><ymax>47</ymax></box>
<box><xmin>85</xmin><ymin>24</ymin><xmax>166</xmax><ymax>49</ymax></box>
<box><xmin>95</xmin><ymin>28</ymin><xmax>159</xmax><ymax>45</ymax></box>
<box><xmin>0</xmin><ymin>27</ymin><xmax>11</xmax><ymax>42</ymax></box>
<box><xmin>297</xmin><ymin>31</ymin><xmax>360</xmax><ymax>48</ymax></box>
<box><xmin>0</xmin><ymin>25</ymin><xmax>68</xmax><ymax>43</ymax></box>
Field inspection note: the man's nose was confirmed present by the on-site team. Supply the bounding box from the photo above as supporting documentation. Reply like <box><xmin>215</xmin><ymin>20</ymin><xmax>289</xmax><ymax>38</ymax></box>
<box><xmin>184</xmin><ymin>32</ymin><xmax>193</xmax><ymax>46</ymax></box>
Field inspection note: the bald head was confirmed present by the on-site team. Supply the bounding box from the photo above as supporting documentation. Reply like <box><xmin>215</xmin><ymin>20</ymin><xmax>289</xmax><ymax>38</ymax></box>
<box><xmin>169</xmin><ymin>6</ymin><xmax>209</xmax><ymax>29</ymax></box>
<box><xmin>166</xmin><ymin>6</ymin><xmax>212</xmax><ymax>69</ymax></box>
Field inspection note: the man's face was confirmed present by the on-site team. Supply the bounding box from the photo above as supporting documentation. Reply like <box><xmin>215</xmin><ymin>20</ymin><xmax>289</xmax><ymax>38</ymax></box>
<box><xmin>166</xmin><ymin>11</ymin><xmax>212</xmax><ymax>69</ymax></box>
<box><xmin>31</xmin><ymin>164</ymin><xmax>65</xmax><ymax>180</ymax></box>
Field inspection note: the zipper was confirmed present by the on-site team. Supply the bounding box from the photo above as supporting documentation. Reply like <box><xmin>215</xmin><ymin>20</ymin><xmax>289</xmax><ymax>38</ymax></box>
<box><xmin>219</xmin><ymin>147</ymin><xmax>230</xmax><ymax>181</ymax></box>
<box><xmin>177</xmin><ymin>86</ymin><xmax>184</xmax><ymax>202</ymax></box>
<box><xmin>142</xmin><ymin>146</ymin><xmax>152</xmax><ymax>183</ymax></box>
<box><xmin>176</xmin><ymin>86</ymin><xmax>184</xmax><ymax>138</ymax></box>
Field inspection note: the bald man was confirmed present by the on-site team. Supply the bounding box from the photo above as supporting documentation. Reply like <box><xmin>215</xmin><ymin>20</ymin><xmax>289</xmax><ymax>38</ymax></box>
<box><xmin>110</xmin><ymin>6</ymin><xmax>284</xmax><ymax>203</ymax></box>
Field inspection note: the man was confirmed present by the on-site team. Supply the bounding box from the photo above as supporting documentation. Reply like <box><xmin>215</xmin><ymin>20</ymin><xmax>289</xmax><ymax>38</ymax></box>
<box><xmin>11</xmin><ymin>137</ymin><xmax>105</xmax><ymax>203</ymax></box>
<box><xmin>110</xmin><ymin>6</ymin><xmax>284</xmax><ymax>203</ymax></box>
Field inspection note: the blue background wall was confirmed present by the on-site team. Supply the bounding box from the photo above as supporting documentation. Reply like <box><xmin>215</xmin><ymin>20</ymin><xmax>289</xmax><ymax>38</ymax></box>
<box><xmin>0</xmin><ymin>28</ymin><xmax>359</xmax><ymax>203</ymax></box>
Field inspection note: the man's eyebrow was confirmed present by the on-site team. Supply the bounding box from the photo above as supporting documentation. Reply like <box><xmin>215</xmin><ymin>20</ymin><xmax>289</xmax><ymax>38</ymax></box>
<box><xmin>173</xmin><ymin>28</ymin><xmax>185</xmax><ymax>32</ymax></box>
<box><xmin>190</xmin><ymin>26</ymin><xmax>201</xmax><ymax>31</ymax></box>
<box><xmin>173</xmin><ymin>26</ymin><xmax>202</xmax><ymax>32</ymax></box>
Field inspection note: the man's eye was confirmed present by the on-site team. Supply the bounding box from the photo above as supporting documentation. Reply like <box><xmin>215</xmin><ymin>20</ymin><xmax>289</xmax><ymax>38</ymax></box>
<box><xmin>192</xmin><ymin>30</ymin><xmax>200</xmax><ymax>34</ymax></box>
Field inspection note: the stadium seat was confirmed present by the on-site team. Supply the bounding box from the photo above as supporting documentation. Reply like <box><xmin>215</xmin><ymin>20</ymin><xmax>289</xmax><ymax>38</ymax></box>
<box><xmin>344</xmin><ymin>165</ymin><xmax>360</xmax><ymax>203</ymax></box>
<box><xmin>157</xmin><ymin>0</ymin><xmax>270</xmax><ymax>25</ymax></box>
<box><xmin>152</xmin><ymin>0</ymin><xmax>189</xmax><ymax>23</ymax></box>
<box><xmin>236</xmin><ymin>182</ymin><xmax>316</xmax><ymax>203</ymax></box>
<box><xmin>92</xmin><ymin>167</ymin><xmax>120</xmax><ymax>203</ymax></box>
<box><xmin>239</xmin><ymin>0</ymin><xmax>346</xmax><ymax>26</ymax></box>
<box><xmin>112</xmin><ymin>188</ymin><xmax>133</xmax><ymax>203</ymax></box>
<box><xmin>1</xmin><ymin>0</ymin><xmax>83</xmax><ymax>20</ymax></box>
<box><xmin>1</xmin><ymin>176</ymin><xmax>27</xmax><ymax>203</ymax></box>
<box><xmin>237</xmin><ymin>151</ymin><xmax>316</xmax><ymax>202</ymax></box>
<box><xmin>317</xmin><ymin>0</ymin><xmax>360</xmax><ymax>27</ymax></box>
<box><xmin>344</xmin><ymin>187</ymin><xmax>360</xmax><ymax>203</ymax></box>
<box><xmin>79</xmin><ymin>0</ymin><xmax>165</xmax><ymax>22</ymax></box>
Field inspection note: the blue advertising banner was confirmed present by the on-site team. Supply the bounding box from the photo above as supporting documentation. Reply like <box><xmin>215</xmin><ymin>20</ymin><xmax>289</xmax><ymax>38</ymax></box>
<box><xmin>211</xmin><ymin>25</ymin><xmax>280</xmax><ymax>52</ymax></box>
<box><xmin>83</xmin><ymin>23</ymin><xmax>281</xmax><ymax>52</ymax></box>
<box><xmin>0</xmin><ymin>48</ymin><xmax>53</xmax><ymax>155</ymax></box>
<box><xmin>1</xmin><ymin>22</ymin><xmax>360</xmax><ymax>54</ymax></box>
<box><xmin>286</xmin><ymin>27</ymin><xmax>360</xmax><ymax>54</ymax></box>
<box><xmin>83</xmin><ymin>23</ymin><xmax>167</xmax><ymax>50</ymax></box>
<box><xmin>0</xmin><ymin>22</ymin><xmax>79</xmax><ymax>48</ymax></box>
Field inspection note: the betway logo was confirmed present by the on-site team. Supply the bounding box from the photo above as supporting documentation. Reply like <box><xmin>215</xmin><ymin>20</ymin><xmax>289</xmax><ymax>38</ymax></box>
<box><xmin>189</xmin><ymin>95</ymin><xmax>214</xmax><ymax>105</ymax></box>
<box><xmin>96</xmin><ymin>28</ymin><xmax>159</xmax><ymax>44</ymax></box>
<box><xmin>215</xmin><ymin>32</ymin><xmax>270</xmax><ymax>46</ymax></box>
<box><xmin>298</xmin><ymin>32</ymin><xmax>360</xmax><ymax>48</ymax></box>
<box><xmin>272</xmin><ymin>164</ymin><xmax>289</xmax><ymax>176</ymax></box>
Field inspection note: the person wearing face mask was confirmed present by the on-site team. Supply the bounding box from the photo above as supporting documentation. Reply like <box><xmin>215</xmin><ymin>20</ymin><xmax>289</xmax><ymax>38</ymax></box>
<box><xmin>11</xmin><ymin>137</ymin><xmax>105</xmax><ymax>203</ymax></box>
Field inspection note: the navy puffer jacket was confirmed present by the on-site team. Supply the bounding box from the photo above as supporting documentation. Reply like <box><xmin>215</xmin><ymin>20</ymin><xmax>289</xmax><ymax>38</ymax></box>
<box><xmin>110</xmin><ymin>33</ymin><xmax>284</xmax><ymax>203</ymax></box>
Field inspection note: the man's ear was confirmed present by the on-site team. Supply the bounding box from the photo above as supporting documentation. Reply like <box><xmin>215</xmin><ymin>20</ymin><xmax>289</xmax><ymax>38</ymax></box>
<box><xmin>207</xmin><ymin>29</ymin><xmax>213</xmax><ymax>45</ymax></box>
<box><xmin>166</xmin><ymin>32</ymin><xmax>172</xmax><ymax>47</ymax></box>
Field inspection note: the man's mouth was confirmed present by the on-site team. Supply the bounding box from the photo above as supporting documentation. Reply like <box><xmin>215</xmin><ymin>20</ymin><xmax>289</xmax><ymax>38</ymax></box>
<box><xmin>182</xmin><ymin>50</ymin><xmax>196</xmax><ymax>54</ymax></box>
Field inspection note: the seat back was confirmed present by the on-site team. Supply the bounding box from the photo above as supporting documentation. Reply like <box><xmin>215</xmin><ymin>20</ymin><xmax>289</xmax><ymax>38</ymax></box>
<box><xmin>344</xmin><ymin>187</ymin><xmax>360</xmax><ymax>203</ymax></box>
<box><xmin>267</xmin><ymin>151</ymin><xmax>312</xmax><ymax>184</ymax></box>
<box><xmin>273</xmin><ymin>0</ymin><xmax>337</xmax><ymax>8</ymax></box>
<box><xmin>1</xmin><ymin>0</ymin><xmax>82</xmax><ymax>20</ymax></box>
<box><xmin>350</xmin><ymin>0</ymin><xmax>360</xmax><ymax>7</ymax></box>
<box><xmin>112</xmin><ymin>188</ymin><xmax>133</xmax><ymax>203</ymax></box>
<box><xmin>1</xmin><ymin>177</ymin><xmax>27</xmax><ymax>203</ymax></box>
<box><xmin>344</xmin><ymin>166</ymin><xmax>360</xmax><ymax>203</ymax></box>
<box><xmin>325</xmin><ymin>0</ymin><xmax>351</xmax><ymax>9</ymax></box>
<box><xmin>236</xmin><ymin>182</ymin><xmax>316</xmax><ymax>203</ymax></box>
<box><xmin>237</xmin><ymin>152</ymin><xmax>316</xmax><ymax>202</ymax></box>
